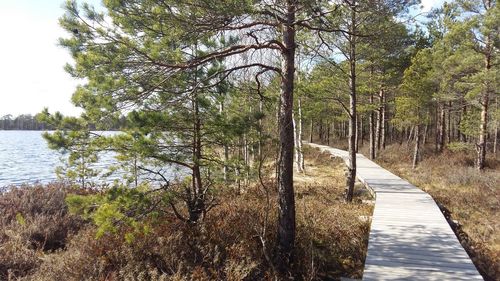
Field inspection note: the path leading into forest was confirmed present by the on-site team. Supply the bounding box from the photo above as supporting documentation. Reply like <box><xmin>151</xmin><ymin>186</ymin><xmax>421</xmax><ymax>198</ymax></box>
<box><xmin>306</xmin><ymin>143</ymin><xmax>483</xmax><ymax>281</ymax></box>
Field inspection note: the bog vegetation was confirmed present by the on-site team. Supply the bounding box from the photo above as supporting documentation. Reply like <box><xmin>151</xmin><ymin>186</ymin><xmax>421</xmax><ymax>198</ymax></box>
<box><xmin>0</xmin><ymin>0</ymin><xmax>498</xmax><ymax>280</ymax></box>
<box><xmin>0</xmin><ymin>149</ymin><xmax>373</xmax><ymax>280</ymax></box>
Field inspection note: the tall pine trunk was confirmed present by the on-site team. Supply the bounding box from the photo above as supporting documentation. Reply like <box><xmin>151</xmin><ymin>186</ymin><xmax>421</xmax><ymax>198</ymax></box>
<box><xmin>277</xmin><ymin>0</ymin><xmax>296</xmax><ymax>269</ymax></box>
<box><xmin>190</xmin><ymin>92</ymin><xmax>205</xmax><ymax>222</ymax></box>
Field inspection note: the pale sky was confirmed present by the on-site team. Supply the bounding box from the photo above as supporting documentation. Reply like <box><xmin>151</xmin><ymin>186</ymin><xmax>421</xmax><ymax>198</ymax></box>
<box><xmin>0</xmin><ymin>0</ymin><xmax>445</xmax><ymax>118</ymax></box>
<box><xmin>0</xmin><ymin>0</ymin><xmax>101</xmax><ymax>117</ymax></box>
<box><xmin>421</xmin><ymin>0</ymin><xmax>445</xmax><ymax>12</ymax></box>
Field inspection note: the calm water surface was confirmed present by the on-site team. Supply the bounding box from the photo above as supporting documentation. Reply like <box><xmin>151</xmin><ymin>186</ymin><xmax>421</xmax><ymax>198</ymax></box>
<box><xmin>0</xmin><ymin>131</ymin><xmax>181</xmax><ymax>187</ymax></box>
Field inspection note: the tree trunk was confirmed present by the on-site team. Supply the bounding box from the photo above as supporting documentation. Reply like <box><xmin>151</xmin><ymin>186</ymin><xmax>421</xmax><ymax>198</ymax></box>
<box><xmin>494</xmin><ymin>124</ymin><xmax>498</xmax><ymax>157</ymax></box>
<box><xmin>309</xmin><ymin>119</ymin><xmax>313</xmax><ymax>143</ymax></box>
<box><xmin>244</xmin><ymin>133</ymin><xmax>249</xmax><ymax>186</ymax></box>
<box><xmin>369</xmin><ymin>93</ymin><xmax>375</xmax><ymax>159</ymax></box>
<box><xmin>494</xmin><ymin>97</ymin><xmax>498</xmax><ymax>157</ymax></box>
<box><xmin>293</xmin><ymin>112</ymin><xmax>303</xmax><ymax>173</ymax></box>
<box><xmin>346</xmin><ymin>0</ymin><xmax>357</xmax><ymax>203</ymax></box>
<box><xmin>447</xmin><ymin>101</ymin><xmax>452</xmax><ymax>144</ymax></box>
<box><xmin>298</xmin><ymin>99</ymin><xmax>305</xmax><ymax>170</ymax></box>
<box><xmin>277</xmin><ymin>0</ymin><xmax>296</xmax><ymax>269</ymax></box>
<box><xmin>220</xmin><ymin>100</ymin><xmax>229</xmax><ymax>183</ymax></box>
<box><xmin>189</xmin><ymin>92</ymin><xmax>205</xmax><ymax>223</ymax></box>
<box><xmin>407</xmin><ymin>126</ymin><xmax>414</xmax><ymax>145</ymax></box>
<box><xmin>327</xmin><ymin>121</ymin><xmax>331</xmax><ymax>145</ymax></box>
<box><xmin>355</xmin><ymin>114</ymin><xmax>359</xmax><ymax>153</ymax></box>
<box><xmin>477</xmin><ymin>92</ymin><xmax>489</xmax><ymax>170</ymax></box>
<box><xmin>412</xmin><ymin>125</ymin><xmax>421</xmax><ymax>169</ymax></box>
<box><xmin>319</xmin><ymin>120</ymin><xmax>323</xmax><ymax>143</ymax></box>
<box><xmin>437</xmin><ymin>104</ymin><xmax>446</xmax><ymax>153</ymax></box>
<box><xmin>459</xmin><ymin>104</ymin><xmax>467</xmax><ymax>142</ymax></box>
<box><xmin>258</xmin><ymin>99</ymin><xmax>263</xmax><ymax>160</ymax></box>
<box><xmin>223</xmin><ymin>145</ymin><xmax>229</xmax><ymax>182</ymax></box>
<box><xmin>360</xmin><ymin>114</ymin><xmax>365</xmax><ymax>147</ymax></box>
<box><xmin>236</xmin><ymin>145</ymin><xmax>241</xmax><ymax>193</ymax></box>
<box><xmin>423</xmin><ymin>124</ymin><xmax>429</xmax><ymax>145</ymax></box>
<box><xmin>381</xmin><ymin>89</ymin><xmax>386</xmax><ymax>150</ymax></box>
<box><xmin>477</xmin><ymin>29</ymin><xmax>492</xmax><ymax>170</ymax></box>
<box><xmin>376</xmin><ymin>90</ymin><xmax>383</xmax><ymax>153</ymax></box>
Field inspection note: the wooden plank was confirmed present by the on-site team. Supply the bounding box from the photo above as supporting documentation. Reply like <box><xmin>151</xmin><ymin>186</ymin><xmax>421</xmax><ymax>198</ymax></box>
<box><xmin>305</xmin><ymin>143</ymin><xmax>483</xmax><ymax>280</ymax></box>
<box><xmin>367</xmin><ymin>252</ymin><xmax>475</xmax><ymax>265</ymax></box>
<box><xmin>363</xmin><ymin>265</ymin><xmax>483</xmax><ymax>281</ymax></box>
<box><xmin>365</xmin><ymin>253</ymin><xmax>479</xmax><ymax>270</ymax></box>
<box><xmin>365</xmin><ymin>244</ymin><xmax>472</xmax><ymax>260</ymax></box>
<box><xmin>364</xmin><ymin>259</ymin><xmax>480</xmax><ymax>274</ymax></box>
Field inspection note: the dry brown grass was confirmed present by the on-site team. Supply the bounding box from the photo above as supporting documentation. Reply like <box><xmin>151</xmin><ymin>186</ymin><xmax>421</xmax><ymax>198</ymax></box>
<box><xmin>0</xmin><ymin>149</ymin><xmax>372</xmax><ymax>280</ymax></box>
<box><xmin>375</xmin><ymin>144</ymin><xmax>500</xmax><ymax>281</ymax></box>
<box><xmin>0</xmin><ymin>184</ymin><xmax>88</xmax><ymax>280</ymax></box>
<box><xmin>294</xmin><ymin>147</ymin><xmax>373</xmax><ymax>279</ymax></box>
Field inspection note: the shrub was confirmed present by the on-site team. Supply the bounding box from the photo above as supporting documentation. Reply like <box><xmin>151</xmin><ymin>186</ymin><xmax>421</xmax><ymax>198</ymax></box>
<box><xmin>447</xmin><ymin>141</ymin><xmax>474</xmax><ymax>152</ymax></box>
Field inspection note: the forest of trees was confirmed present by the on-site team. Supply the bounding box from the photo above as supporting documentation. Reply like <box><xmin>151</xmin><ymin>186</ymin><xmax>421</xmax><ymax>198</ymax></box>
<box><xmin>36</xmin><ymin>0</ymin><xmax>498</xmax><ymax>276</ymax></box>
<box><xmin>0</xmin><ymin>113</ymin><xmax>129</xmax><ymax>130</ymax></box>
<box><xmin>0</xmin><ymin>114</ymin><xmax>53</xmax><ymax>130</ymax></box>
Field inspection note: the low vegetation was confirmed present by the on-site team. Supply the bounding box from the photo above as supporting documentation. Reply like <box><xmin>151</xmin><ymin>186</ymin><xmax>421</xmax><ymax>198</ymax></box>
<box><xmin>375</xmin><ymin>144</ymin><xmax>499</xmax><ymax>281</ymax></box>
<box><xmin>0</xmin><ymin>148</ymin><xmax>372</xmax><ymax>281</ymax></box>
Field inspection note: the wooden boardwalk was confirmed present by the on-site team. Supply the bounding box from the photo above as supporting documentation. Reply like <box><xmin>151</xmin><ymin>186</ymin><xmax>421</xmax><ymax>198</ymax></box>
<box><xmin>307</xmin><ymin>143</ymin><xmax>483</xmax><ymax>281</ymax></box>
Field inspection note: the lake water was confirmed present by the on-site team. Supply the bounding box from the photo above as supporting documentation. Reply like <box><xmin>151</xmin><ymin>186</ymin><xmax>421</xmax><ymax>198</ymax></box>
<box><xmin>0</xmin><ymin>131</ymin><xmax>183</xmax><ymax>187</ymax></box>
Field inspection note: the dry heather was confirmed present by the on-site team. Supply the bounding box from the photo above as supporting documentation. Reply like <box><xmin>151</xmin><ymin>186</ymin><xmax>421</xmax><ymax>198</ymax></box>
<box><xmin>376</xmin><ymin>144</ymin><xmax>500</xmax><ymax>281</ymax></box>
<box><xmin>0</xmin><ymin>148</ymin><xmax>372</xmax><ymax>281</ymax></box>
<box><xmin>0</xmin><ymin>184</ymin><xmax>88</xmax><ymax>280</ymax></box>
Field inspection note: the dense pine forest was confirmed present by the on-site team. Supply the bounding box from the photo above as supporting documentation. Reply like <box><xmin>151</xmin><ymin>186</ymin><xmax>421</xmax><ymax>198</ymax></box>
<box><xmin>0</xmin><ymin>0</ymin><xmax>498</xmax><ymax>280</ymax></box>
<box><xmin>0</xmin><ymin>114</ymin><xmax>127</xmax><ymax>130</ymax></box>
<box><xmin>0</xmin><ymin>114</ymin><xmax>53</xmax><ymax>130</ymax></box>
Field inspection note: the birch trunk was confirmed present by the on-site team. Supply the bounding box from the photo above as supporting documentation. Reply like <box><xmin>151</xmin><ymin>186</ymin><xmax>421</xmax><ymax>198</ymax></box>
<box><xmin>477</xmin><ymin>24</ymin><xmax>492</xmax><ymax>170</ymax></box>
<box><xmin>381</xmin><ymin>90</ymin><xmax>386</xmax><ymax>149</ymax></box>
<box><xmin>412</xmin><ymin>125</ymin><xmax>421</xmax><ymax>169</ymax></box>
<box><xmin>346</xmin><ymin>0</ymin><xmax>357</xmax><ymax>203</ymax></box>
<box><xmin>369</xmin><ymin>93</ymin><xmax>375</xmax><ymax>159</ymax></box>
<box><xmin>437</xmin><ymin>104</ymin><xmax>446</xmax><ymax>153</ymax></box>
<box><xmin>293</xmin><ymin>112</ymin><xmax>303</xmax><ymax>173</ymax></box>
